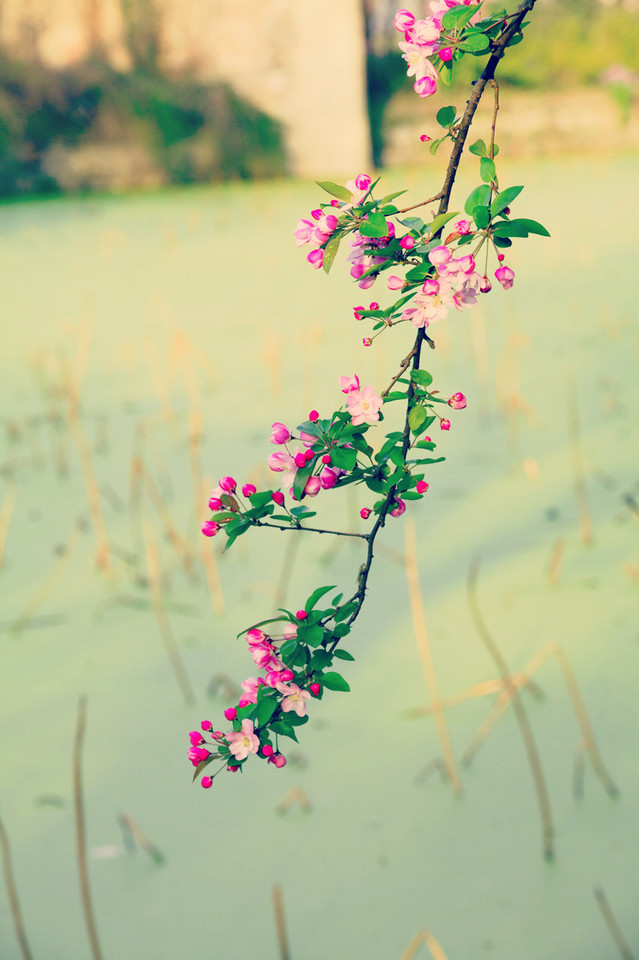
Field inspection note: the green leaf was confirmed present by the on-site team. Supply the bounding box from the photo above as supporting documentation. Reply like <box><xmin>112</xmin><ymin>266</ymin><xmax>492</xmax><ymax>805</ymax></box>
<box><xmin>247</xmin><ymin>491</ymin><xmax>274</xmax><ymax>509</ymax></box>
<box><xmin>442</xmin><ymin>4</ymin><xmax>476</xmax><ymax>29</ymax></box>
<box><xmin>192</xmin><ymin>754</ymin><xmax>218</xmax><ymax>782</ymax></box>
<box><xmin>439</xmin><ymin>61</ymin><xmax>453</xmax><ymax>86</ymax></box>
<box><xmin>292</xmin><ymin>462</ymin><xmax>314</xmax><ymax>501</ymax></box>
<box><xmin>473</xmin><ymin>205</ymin><xmax>491</xmax><ymax>230</ymax></box>
<box><xmin>359</xmin><ymin>211</ymin><xmax>389</xmax><ymax>238</ymax></box>
<box><xmin>334</xmin><ymin>649</ymin><xmax>355</xmax><ymax>661</ymax></box>
<box><xmin>310</xmin><ymin>650</ymin><xmax>333</xmax><ymax>671</ymax></box>
<box><xmin>428</xmin><ymin>211</ymin><xmax>458</xmax><ymax>236</ymax></box>
<box><xmin>492</xmin><ymin>221</ymin><xmax>529</xmax><ymax>239</ymax></box>
<box><xmin>380</xmin><ymin>189</ymin><xmax>408</xmax><ymax>204</ymax></box>
<box><xmin>411</xmin><ymin>369</ymin><xmax>433</xmax><ymax>389</ymax></box>
<box><xmin>480</xmin><ymin>157</ymin><xmax>496</xmax><ymax>183</ymax></box>
<box><xmin>436</xmin><ymin>105</ymin><xmax>456</xmax><ymax>129</ymax></box>
<box><xmin>429</xmin><ymin>135</ymin><xmax>448</xmax><ymax>155</ymax></box>
<box><xmin>464</xmin><ymin>184</ymin><xmax>491</xmax><ymax>216</ymax></box>
<box><xmin>254</xmin><ymin>696</ymin><xmax>278</xmax><ymax>728</ymax></box>
<box><xmin>322</xmin><ymin>234</ymin><xmax>341</xmax><ymax>274</ymax></box>
<box><xmin>469</xmin><ymin>138</ymin><xmax>487</xmax><ymax>157</ymax></box>
<box><xmin>493</xmin><ymin>236</ymin><xmax>512</xmax><ymax>248</ymax></box>
<box><xmin>409</xmin><ymin>405</ymin><xmax>428</xmax><ymax>432</ymax></box>
<box><xmin>321</xmin><ymin>672</ymin><xmax>350</xmax><ymax>693</ymax></box>
<box><xmin>397</xmin><ymin>216</ymin><xmax>425</xmax><ymax>232</ymax></box>
<box><xmin>405</xmin><ymin>263</ymin><xmax>432</xmax><ymax>283</ymax></box>
<box><xmin>316</xmin><ymin>180</ymin><xmax>351</xmax><ymax>201</ymax></box>
<box><xmin>279</xmin><ymin>639</ymin><xmax>299</xmax><ymax>663</ymax></box>
<box><xmin>270</xmin><ymin>720</ymin><xmax>299</xmax><ymax>742</ymax></box>
<box><xmin>458</xmin><ymin>30</ymin><xmax>490</xmax><ymax>52</ymax></box>
<box><xmin>490</xmin><ymin>185</ymin><xmax>523</xmax><ymax>216</ymax></box>
<box><xmin>333</xmin><ymin>601</ymin><xmax>358</xmax><ymax>623</ymax></box>
<box><xmin>331</xmin><ymin>446</ymin><xmax>358</xmax><ymax>471</ymax></box>
<box><xmin>333</xmin><ymin>623</ymin><xmax>351</xmax><ymax>638</ymax></box>
<box><xmin>383</xmin><ymin>391</ymin><xmax>408</xmax><ymax>402</ymax></box>
<box><xmin>365</xmin><ymin>477</ymin><xmax>387</xmax><ymax>493</ymax></box>
<box><xmin>284</xmin><ymin>713</ymin><xmax>309</xmax><ymax>728</ymax></box>
<box><xmin>297</xmin><ymin>624</ymin><xmax>324</xmax><ymax>648</ymax></box>
<box><xmin>514</xmin><ymin>217</ymin><xmax>550</xmax><ymax>237</ymax></box>
<box><xmin>415</xmin><ymin>439</ymin><xmax>436</xmax><ymax>450</ymax></box>
<box><xmin>305</xmin><ymin>585</ymin><xmax>338</xmax><ymax>612</ymax></box>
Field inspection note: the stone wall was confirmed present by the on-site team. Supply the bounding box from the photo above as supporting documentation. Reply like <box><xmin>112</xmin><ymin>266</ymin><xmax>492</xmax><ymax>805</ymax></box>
<box><xmin>0</xmin><ymin>0</ymin><xmax>371</xmax><ymax>177</ymax></box>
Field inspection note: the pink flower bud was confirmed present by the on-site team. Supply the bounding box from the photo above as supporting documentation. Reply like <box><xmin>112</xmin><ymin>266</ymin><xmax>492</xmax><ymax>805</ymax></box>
<box><xmin>270</xmin><ymin>422</ymin><xmax>291</xmax><ymax>444</ymax></box>
<box><xmin>201</xmin><ymin>720</ymin><xmax>212</xmax><ymax>731</ymax></box>
<box><xmin>300</xmin><ymin>431</ymin><xmax>316</xmax><ymax>446</ymax></box>
<box><xmin>242</xmin><ymin>483</ymin><xmax>257</xmax><ymax>497</ymax></box>
<box><xmin>208</xmin><ymin>496</ymin><xmax>222</xmax><ymax>511</ymax></box>
<box><xmin>238</xmin><ymin>696</ymin><xmax>251</xmax><ymax>708</ymax></box>
<box><xmin>307</xmin><ymin>248</ymin><xmax>324</xmax><ymax>269</ymax></box>
<box><xmin>440</xmin><ymin>418</ymin><xmax>451</xmax><ymax>431</ymax></box>
<box><xmin>495</xmin><ymin>265</ymin><xmax>515</xmax><ymax>290</ymax></box>
<box><xmin>311</xmin><ymin>208</ymin><xmax>322</xmax><ymax>220</ymax></box>
<box><xmin>294</xmin><ymin>452</ymin><xmax>307</xmax><ymax>469</ymax></box>
<box><xmin>272</xmin><ymin>491</ymin><xmax>285</xmax><ymax>506</ymax></box>
<box><xmin>320</xmin><ymin>467</ymin><xmax>339</xmax><ymax>489</ymax></box>
<box><xmin>387</xmin><ymin>275</ymin><xmax>404</xmax><ymax>290</ymax></box>
<box><xmin>296</xmin><ymin>610</ymin><xmax>308</xmax><ymax>620</ymax></box>
<box><xmin>353</xmin><ymin>304</ymin><xmax>365</xmax><ymax>321</ymax></box>
<box><xmin>330</xmin><ymin>199</ymin><xmax>340</xmax><ymax>208</ymax></box>
<box><xmin>422</xmin><ymin>278</ymin><xmax>440</xmax><ymax>296</ymax></box>
<box><xmin>360</xmin><ymin>507</ymin><xmax>372</xmax><ymax>519</ymax></box>
<box><xmin>438</xmin><ymin>46</ymin><xmax>453</xmax><ymax>61</ymax></box>
<box><xmin>393</xmin><ymin>8</ymin><xmax>415</xmax><ymax>32</ymax></box>
<box><xmin>201</xmin><ymin>776</ymin><xmax>213</xmax><ymax>788</ymax></box>
<box><xmin>188</xmin><ymin>746</ymin><xmax>209</xmax><ymax>765</ymax></box>
<box><xmin>448</xmin><ymin>392</ymin><xmax>467</xmax><ymax>410</ymax></box>
<box><xmin>227</xmin><ymin>765</ymin><xmax>239</xmax><ymax>773</ymax></box>
<box><xmin>414</xmin><ymin>75</ymin><xmax>437</xmax><ymax>98</ymax></box>
<box><xmin>369</xmin><ymin>301</ymin><xmax>379</xmax><ymax>310</ymax></box>
<box><xmin>280</xmin><ymin>668</ymin><xmax>294</xmax><ymax>682</ymax></box>
<box><xmin>303</xmin><ymin>476</ymin><xmax>320</xmax><ymax>497</ymax></box>
<box><xmin>339</xmin><ymin>375</ymin><xmax>360</xmax><ymax>394</ymax></box>
<box><xmin>309</xmin><ymin>410</ymin><xmax>319</xmax><ymax>422</ymax></box>
<box><xmin>455</xmin><ymin>219</ymin><xmax>472</xmax><ymax>235</ymax></box>
<box><xmin>480</xmin><ymin>276</ymin><xmax>492</xmax><ymax>293</ymax></box>
<box><xmin>246</xmin><ymin>628</ymin><xmax>266</xmax><ymax>645</ymax></box>
<box><xmin>363</xmin><ymin>338</ymin><xmax>372</xmax><ymax>347</ymax></box>
<box><xmin>310</xmin><ymin>682</ymin><xmax>321</xmax><ymax>696</ymax></box>
<box><xmin>355</xmin><ymin>174</ymin><xmax>372</xmax><ymax>192</ymax></box>
<box><xmin>201</xmin><ymin>521</ymin><xmax>219</xmax><ymax>537</ymax></box>
<box><xmin>497</xmin><ymin>253</ymin><xmax>505</xmax><ymax>262</ymax></box>
<box><xmin>224</xmin><ymin>707</ymin><xmax>237</xmax><ymax>721</ymax></box>
<box><xmin>420</xmin><ymin>134</ymin><xmax>432</xmax><ymax>142</ymax></box>
<box><xmin>219</xmin><ymin>476</ymin><xmax>236</xmax><ymax>493</ymax></box>
<box><xmin>416</xmin><ymin>481</ymin><xmax>429</xmax><ymax>494</ymax></box>
<box><xmin>262</xmin><ymin>744</ymin><xmax>274</xmax><ymax>757</ymax></box>
<box><xmin>399</xmin><ymin>235</ymin><xmax>415</xmax><ymax>250</ymax></box>
<box><xmin>322</xmin><ymin>454</ymin><xmax>331</xmax><ymax>464</ymax></box>
<box><xmin>189</xmin><ymin>730</ymin><xmax>204</xmax><ymax>745</ymax></box>
<box><xmin>390</xmin><ymin>498</ymin><xmax>406</xmax><ymax>518</ymax></box>
<box><xmin>269</xmin><ymin>754</ymin><xmax>287</xmax><ymax>768</ymax></box>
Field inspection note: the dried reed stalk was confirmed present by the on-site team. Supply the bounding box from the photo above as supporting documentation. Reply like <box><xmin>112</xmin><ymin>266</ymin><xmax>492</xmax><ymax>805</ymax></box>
<box><xmin>73</xmin><ymin>697</ymin><xmax>105</xmax><ymax>960</ymax></box>
<box><xmin>117</xmin><ymin>813</ymin><xmax>165</xmax><ymax>865</ymax></box>
<box><xmin>0</xmin><ymin>482</ymin><xmax>17</xmax><ymax>569</ymax></box>
<box><xmin>400</xmin><ymin>929</ymin><xmax>449</xmax><ymax>960</ymax></box>
<box><xmin>12</xmin><ymin>522</ymin><xmax>83</xmax><ymax>635</ymax></box>
<box><xmin>272</xmin><ymin>885</ymin><xmax>291</xmax><ymax>960</ymax></box>
<box><xmin>594</xmin><ymin>887</ymin><xmax>636</xmax><ymax>960</ymax></box>
<box><xmin>405</xmin><ymin>520</ymin><xmax>463</xmax><ymax>797</ymax></box>
<box><xmin>275</xmin><ymin>788</ymin><xmax>312</xmax><ymax>815</ymax></box>
<box><xmin>0</xmin><ymin>814</ymin><xmax>35</xmax><ymax>960</ymax></box>
<box><xmin>566</xmin><ymin>369</ymin><xmax>593</xmax><ymax>545</ymax></box>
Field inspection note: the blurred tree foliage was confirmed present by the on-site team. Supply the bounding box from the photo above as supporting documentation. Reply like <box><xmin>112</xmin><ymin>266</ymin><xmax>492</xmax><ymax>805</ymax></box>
<box><xmin>0</xmin><ymin>55</ymin><xmax>285</xmax><ymax>197</ymax></box>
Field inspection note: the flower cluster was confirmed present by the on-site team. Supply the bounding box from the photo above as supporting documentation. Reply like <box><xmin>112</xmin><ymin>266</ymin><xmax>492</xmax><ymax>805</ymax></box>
<box><xmin>395</xmin><ymin>1</ymin><xmax>482</xmax><ymax>98</ymax></box>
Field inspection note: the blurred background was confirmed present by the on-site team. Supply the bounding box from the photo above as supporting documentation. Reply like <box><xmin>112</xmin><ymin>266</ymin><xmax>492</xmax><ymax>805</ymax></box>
<box><xmin>1</xmin><ymin>1</ymin><xmax>638</xmax><ymax>959</ymax></box>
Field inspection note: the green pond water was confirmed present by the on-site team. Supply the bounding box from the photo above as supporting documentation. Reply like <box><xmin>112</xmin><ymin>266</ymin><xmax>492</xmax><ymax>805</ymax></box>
<box><xmin>1</xmin><ymin>151</ymin><xmax>638</xmax><ymax>960</ymax></box>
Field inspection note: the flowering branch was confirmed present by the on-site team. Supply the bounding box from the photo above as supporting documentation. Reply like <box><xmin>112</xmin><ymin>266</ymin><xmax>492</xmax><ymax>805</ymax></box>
<box><xmin>187</xmin><ymin>0</ymin><xmax>548</xmax><ymax>789</ymax></box>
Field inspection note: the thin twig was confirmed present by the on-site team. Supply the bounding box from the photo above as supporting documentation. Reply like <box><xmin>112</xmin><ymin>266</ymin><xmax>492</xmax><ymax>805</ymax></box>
<box><xmin>117</xmin><ymin>813</ymin><xmax>165</xmax><ymax>865</ymax></box>
<box><xmin>396</xmin><ymin>193</ymin><xmax>444</xmax><ymax>216</ymax></box>
<box><xmin>400</xmin><ymin>929</ymin><xmax>450</xmax><ymax>960</ymax></box>
<box><xmin>467</xmin><ymin>557</ymin><xmax>554</xmax><ymax>860</ymax></box>
<box><xmin>489</xmin><ymin>79</ymin><xmax>500</xmax><ymax>160</ymax></box>
<box><xmin>594</xmin><ymin>887</ymin><xmax>636</xmax><ymax>960</ymax></box>
<box><xmin>257</xmin><ymin>520</ymin><xmax>368</xmax><ymax>540</ymax></box>
<box><xmin>0</xmin><ymin>814</ymin><xmax>35</xmax><ymax>960</ymax></box>
<box><xmin>73</xmin><ymin>697</ymin><xmax>105</xmax><ymax>960</ymax></box>
<box><xmin>566</xmin><ymin>369</ymin><xmax>593</xmax><ymax>545</ymax></box>
<box><xmin>0</xmin><ymin>482</ymin><xmax>17</xmax><ymax>570</ymax></box>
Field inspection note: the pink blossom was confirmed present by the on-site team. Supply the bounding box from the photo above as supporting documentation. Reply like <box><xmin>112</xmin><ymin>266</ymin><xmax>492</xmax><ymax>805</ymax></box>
<box><xmin>283</xmin><ymin>623</ymin><xmax>298</xmax><ymax>640</ymax></box>
<box><xmin>262</xmin><ymin>744</ymin><xmax>274</xmax><ymax>757</ymax></box>
<box><xmin>305</xmin><ymin>476</ymin><xmax>322</xmax><ymax>497</ymax></box>
<box><xmin>311</xmin><ymin>208</ymin><xmax>322</xmax><ymax>220</ymax></box>
<box><xmin>448</xmin><ymin>392</ymin><xmax>467</xmax><ymax>410</ymax></box>
<box><xmin>201</xmin><ymin>776</ymin><xmax>213</xmax><ymax>788</ymax></box>
<box><xmin>495</xmin><ymin>265</ymin><xmax>515</xmax><ymax>289</ymax></box>
<box><xmin>438</xmin><ymin>46</ymin><xmax>453</xmax><ymax>61</ymax></box>
<box><xmin>362</xmin><ymin>338</ymin><xmax>372</xmax><ymax>347</ymax></box>
<box><xmin>322</xmin><ymin>454</ymin><xmax>331</xmax><ymax>464</ymax></box>
<box><xmin>272</xmin><ymin>491</ymin><xmax>285</xmax><ymax>506</ymax></box>
<box><xmin>310</xmin><ymin>682</ymin><xmax>321</xmax><ymax>696</ymax></box>
<box><xmin>408</xmin><ymin>18</ymin><xmax>441</xmax><ymax>49</ymax></box>
<box><xmin>227</xmin><ymin>719</ymin><xmax>260</xmax><ymax>761</ymax></box>
<box><xmin>455</xmin><ymin>219</ymin><xmax>472</xmax><ymax>235</ymax></box>
<box><xmin>399</xmin><ymin>235</ymin><xmax>415</xmax><ymax>250</ymax></box>
<box><xmin>299</xmin><ymin>431</ymin><xmax>316</xmax><ymax>446</ymax></box>
<box><xmin>387</xmin><ymin>275</ymin><xmax>404</xmax><ymax>290</ymax></box>
<box><xmin>345</xmin><ymin>384</ymin><xmax>383</xmax><ymax>426</ymax></box>
<box><xmin>294</xmin><ymin>452</ymin><xmax>307</xmax><ymax>469</ymax></box>
<box><xmin>345</xmin><ymin>173</ymin><xmax>372</xmax><ymax>204</ymax></box>
<box><xmin>420</xmin><ymin>134</ymin><xmax>432</xmax><ymax>142</ymax></box>
<box><xmin>294</xmin><ymin>219</ymin><xmax>314</xmax><ymax>246</ymax></box>
<box><xmin>390</xmin><ymin>498</ymin><xmax>406</xmax><ymax>517</ymax></box>
<box><xmin>428</xmin><ymin>245</ymin><xmax>452</xmax><ymax>266</ymax></box>
<box><xmin>188</xmin><ymin>746</ymin><xmax>209</xmax><ymax>766</ymax></box>
<box><xmin>270</xmin><ymin>422</ymin><xmax>291</xmax><ymax>444</ymax></box>
<box><xmin>480</xmin><ymin>276</ymin><xmax>492</xmax><ymax>293</ymax></box>
<box><xmin>309</xmin><ymin>410</ymin><xmax>319</xmax><ymax>422</ymax></box>
<box><xmin>416</xmin><ymin>481</ymin><xmax>430</xmax><ymax>494</ymax></box>
<box><xmin>296</xmin><ymin>610</ymin><xmax>307</xmax><ymax>620</ymax></box>
<box><xmin>360</xmin><ymin>507</ymin><xmax>371</xmax><ymax>519</ymax></box>
<box><xmin>240</xmin><ymin>676</ymin><xmax>265</xmax><ymax>704</ymax></box>
<box><xmin>242</xmin><ymin>483</ymin><xmax>256</xmax><ymax>497</ymax></box>
<box><xmin>422</xmin><ymin>278</ymin><xmax>440</xmax><ymax>296</ymax></box>
<box><xmin>393</xmin><ymin>9</ymin><xmax>415</xmax><ymax>31</ymax></box>
<box><xmin>339</xmin><ymin>374</ymin><xmax>360</xmax><ymax>393</ymax></box>
<box><xmin>307</xmin><ymin>248</ymin><xmax>324</xmax><ymax>269</ymax></box>
<box><xmin>252</xmin><ymin>644</ymin><xmax>279</xmax><ymax>671</ymax></box>
<box><xmin>201</xmin><ymin>720</ymin><xmax>212</xmax><ymax>731</ymax></box>
<box><xmin>440</xmin><ymin>418</ymin><xmax>451</xmax><ymax>431</ymax></box>
<box><xmin>189</xmin><ymin>730</ymin><xmax>204</xmax><ymax>746</ymax></box>
<box><xmin>224</xmin><ymin>707</ymin><xmax>237</xmax><ymax>721</ymax></box>
<box><xmin>201</xmin><ymin>521</ymin><xmax>219</xmax><ymax>537</ymax></box>
<box><xmin>277</xmin><ymin>682</ymin><xmax>311</xmax><ymax>717</ymax></box>
<box><xmin>268</xmin><ymin>450</ymin><xmax>293</xmax><ymax>473</ymax></box>
<box><xmin>219</xmin><ymin>476</ymin><xmax>236</xmax><ymax>493</ymax></box>
<box><xmin>399</xmin><ymin>41</ymin><xmax>435</xmax><ymax>80</ymax></box>
<box><xmin>370</xmin><ymin>301</ymin><xmax>379</xmax><ymax>309</ymax></box>
<box><xmin>414</xmin><ymin>74</ymin><xmax>438</xmax><ymax>98</ymax></box>
<box><xmin>208</xmin><ymin>496</ymin><xmax>222</xmax><ymax>511</ymax></box>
